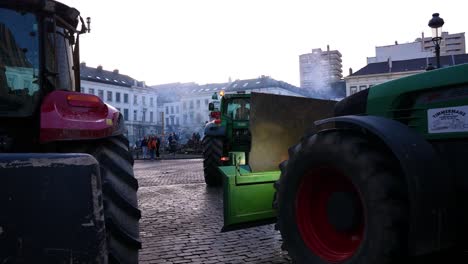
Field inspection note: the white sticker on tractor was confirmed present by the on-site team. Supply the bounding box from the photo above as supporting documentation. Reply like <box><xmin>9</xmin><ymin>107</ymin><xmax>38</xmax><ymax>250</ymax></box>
<box><xmin>428</xmin><ymin>106</ymin><xmax>468</xmax><ymax>133</ymax></box>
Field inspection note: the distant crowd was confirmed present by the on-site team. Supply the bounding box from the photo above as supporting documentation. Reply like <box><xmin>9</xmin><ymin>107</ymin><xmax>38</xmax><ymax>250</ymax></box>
<box><xmin>136</xmin><ymin>135</ymin><xmax>162</xmax><ymax>160</ymax></box>
<box><xmin>134</xmin><ymin>131</ymin><xmax>203</xmax><ymax>160</ymax></box>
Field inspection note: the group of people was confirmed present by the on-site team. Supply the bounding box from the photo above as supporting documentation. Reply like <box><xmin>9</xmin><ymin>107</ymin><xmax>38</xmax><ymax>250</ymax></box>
<box><xmin>139</xmin><ymin>135</ymin><xmax>161</xmax><ymax>160</ymax></box>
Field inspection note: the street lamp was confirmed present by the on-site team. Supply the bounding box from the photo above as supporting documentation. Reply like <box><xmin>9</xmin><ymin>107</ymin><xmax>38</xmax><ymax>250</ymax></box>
<box><xmin>428</xmin><ymin>13</ymin><xmax>444</xmax><ymax>68</ymax></box>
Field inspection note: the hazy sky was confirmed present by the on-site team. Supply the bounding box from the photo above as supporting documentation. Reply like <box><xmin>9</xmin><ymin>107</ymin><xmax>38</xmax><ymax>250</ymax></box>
<box><xmin>60</xmin><ymin>0</ymin><xmax>466</xmax><ymax>87</ymax></box>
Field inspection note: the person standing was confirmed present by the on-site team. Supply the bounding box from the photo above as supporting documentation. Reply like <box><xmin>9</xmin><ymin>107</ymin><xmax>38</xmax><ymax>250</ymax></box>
<box><xmin>148</xmin><ymin>136</ymin><xmax>156</xmax><ymax>160</ymax></box>
<box><xmin>156</xmin><ymin>135</ymin><xmax>161</xmax><ymax>159</ymax></box>
<box><xmin>140</xmin><ymin>136</ymin><xmax>148</xmax><ymax>159</ymax></box>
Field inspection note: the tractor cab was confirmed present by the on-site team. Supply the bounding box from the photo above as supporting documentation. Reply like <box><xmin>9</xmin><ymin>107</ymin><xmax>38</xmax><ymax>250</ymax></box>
<box><xmin>207</xmin><ymin>91</ymin><xmax>252</xmax><ymax>165</ymax></box>
<box><xmin>0</xmin><ymin>0</ymin><xmax>89</xmax><ymax>118</ymax></box>
<box><xmin>0</xmin><ymin>0</ymin><xmax>99</xmax><ymax>152</ymax></box>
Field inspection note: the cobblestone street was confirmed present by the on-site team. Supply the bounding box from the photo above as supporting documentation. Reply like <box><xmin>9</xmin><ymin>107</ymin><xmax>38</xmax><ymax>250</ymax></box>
<box><xmin>136</xmin><ymin>159</ymin><xmax>291</xmax><ymax>264</ymax></box>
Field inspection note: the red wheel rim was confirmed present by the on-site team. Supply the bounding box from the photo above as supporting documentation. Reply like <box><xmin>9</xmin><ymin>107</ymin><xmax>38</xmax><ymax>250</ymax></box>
<box><xmin>295</xmin><ymin>167</ymin><xmax>364</xmax><ymax>263</ymax></box>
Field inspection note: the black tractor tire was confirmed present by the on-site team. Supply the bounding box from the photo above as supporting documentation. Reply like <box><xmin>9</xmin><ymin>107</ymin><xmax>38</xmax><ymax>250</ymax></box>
<box><xmin>60</xmin><ymin>135</ymin><xmax>141</xmax><ymax>263</ymax></box>
<box><xmin>276</xmin><ymin>130</ymin><xmax>408</xmax><ymax>264</ymax></box>
<box><xmin>202</xmin><ymin>136</ymin><xmax>223</xmax><ymax>186</ymax></box>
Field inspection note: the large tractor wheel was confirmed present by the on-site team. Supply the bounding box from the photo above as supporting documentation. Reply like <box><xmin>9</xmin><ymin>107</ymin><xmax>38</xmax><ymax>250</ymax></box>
<box><xmin>202</xmin><ymin>136</ymin><xmax>223</xmax><ymax>186</ymax></box>
<box><xmin>276</xmin><ymin>130</ymin><xmax>408</xmax><ymax>264</ymax></box>
<box><xmin>61</xmin><ymin>135</ymin><xmax>141</xmax><ymax>263</ymax></box>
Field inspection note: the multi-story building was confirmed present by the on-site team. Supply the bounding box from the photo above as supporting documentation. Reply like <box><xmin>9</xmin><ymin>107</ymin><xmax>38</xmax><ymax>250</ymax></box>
<box><xmin>345</xmin><ymin>54</ymin><xmax>468</xmax><ymax>96</ymax></box>
<box><xmin>420</xmin><ymin>31</ymin><xmax>465</xmax><ymax>56</ymax></box>
<box><xmin>367</xmin><ymin>31</ymin><xmax>466</xmax><ymax>64</ymax></box>
<box><xmin>299</xmin><ymin>46</ymin><xmax>343</xmax><ymax>91</ymax></box>
<box><xmin>152</xmin><ymin>76</ymin><xmax>308</xmax><ymax>143</ymax></box>
<box><xmin>80</xmin><ymin>63</ymin><xmax>159</xmax><ymax>145</ymax></box>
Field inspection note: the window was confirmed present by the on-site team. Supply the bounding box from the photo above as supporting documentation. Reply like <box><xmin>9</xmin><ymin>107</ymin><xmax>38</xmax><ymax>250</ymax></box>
<box><xmin>176</xmin><ymin>106</ymin><xmax>179</xmax><ymax>114</ymax></box>
<box><xmin>142</xmin><ymin>110</ymin><xmax>146</xmax><ymax>122</ymax></box>
<box><xmin>350</xmin><ymin>86</ymin><xmax>358</xmax><ymax>95</ymax></box>
<box><xmin>123</xmin><ymin>109</ymin><xmax>129</xmax><ymax>121</ymax></box>
<box><xmin>171</xmin><ymin>106</ymin><xmax>174</xmax><ymax>114</ymax></box>
<box><xmin>150</xmin><ymin>97</ymin><xmax>154</xmax><ymax>106</ymax></box>
<box><xmin>150</xmin><ymin>111</ymin><xmax>153</xmax><ymax>122</ymax></box>
<box><xmin>170</xmin><ymin>116</ymin><xmax>174</xmax><ymax>125</ymax></box>
<box><xmin>183</xmin><ymin>114</ymin><xmax>187</xmax><ymax>124</ymax></box>
<box><xmin>133</xmin><ymin>95</ymin><xmax>137</xmax><ymax>105</ymax></box>
<box><xmin>116</xmin><ymin>92</ymin><xmax>121</xmax><ymax>102</ymax></box>
<box><xmin>205</xmin><ymin>99</ymin><xmax>209</xmax><ymax>106</ymax></box>
<box><xmin>183</xmin><ymin>102</ymin><xmax>187</xmax><ymax>110</ymax></box>
<box><xmin>189</xmin><ymin>101</ymin><xmax>194</xmax><ymax>109</ymax></box>
<box><xmin>359</xmin><ymin>85</ymin><xmax>367</xmax><ymax>91</ymax></box>
<box><xmin>196</xmin><ymin>100</ymin><xmax>200</xmax><ymax>109</ymax></box>
<box><xmin>226</xmin><ymin>98</ymin><xmax>250</xmax><ymax>120</ymax></box>
<box><xmin>98</xmin><ymin>90</ymin><xmax>104</xmax><ymax>99</ymax></box>
<box><xmin>124</xmin><ymin>93</ymin><xmax>129</xmax><ymax>103</ymax></box>
<box><xmin>107</xmin><ymin>91</ymin><xmax>112</xmax><ymax>102</ymax></box>
<box><xmin>176</xmin><ymin>117</ymin><xmax>179</xmax><ymax>125</ymax></box>
<box><xmin>88</xmin><ymin>88</ymin><xmax>95</xmax><ymax>95</ymax></box>
<box><xmin>133</xmin><ymin>110</ymin><xmax>137</xmax><ymax>121</ymax></box>
<box><xmin>165</xmin><ymin>106</ymin><xmax>169</xmax><ymax>114</ymax></box>
<box><xmin>142</xmin><ymin>96</ymin><xmax>146</xmax><ymax>105</ymax></box>
<box><xmin>189</xmin><ymin>112</ymin><xmax>194</xmax><ymax>123</ymax></box>
<box><xmin>80</xmin><ymin>87</ymin><xmax>84</xmax><ymax>93</ymax></box>
<box><xmin>165</xmin><ymin>118</ymin><xmax>169</xmax><ymax>125</ymax></box>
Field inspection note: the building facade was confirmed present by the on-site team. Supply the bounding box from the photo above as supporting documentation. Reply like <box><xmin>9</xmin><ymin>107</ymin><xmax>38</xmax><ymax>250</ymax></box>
<box><xmin>367</xmin><ymin>31</ymin><xmax>466</xmax><ymax>64</ymax></box>
<box><xmin>420</xmin><ymin>31</ymin><xmax>465</xmax><ymax>56</ymax></box>
<box><xmin>153</xmin><ymin>76</ymin><xmax>307</xmax><ymax>143</ymax></box>
<box><xmin>80</xmin><ymin>63</ymin><xmax>159</xmax><ymax>145</ymax></box>
<box><xmin>346</xmin><ymin>54</ymin><xmax>468</xmax><ymax>96</ymax></box>
<box><xmin>299</xmin><ymin>46</ymin><xmax>343</xmax><ymax>91</ymax></box>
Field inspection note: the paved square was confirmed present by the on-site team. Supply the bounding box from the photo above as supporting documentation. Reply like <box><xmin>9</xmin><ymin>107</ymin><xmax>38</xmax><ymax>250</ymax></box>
<box><xmin>136</xmin><ymin>159</ymin><xmax>291</xmax><ymax>263</ymax></box>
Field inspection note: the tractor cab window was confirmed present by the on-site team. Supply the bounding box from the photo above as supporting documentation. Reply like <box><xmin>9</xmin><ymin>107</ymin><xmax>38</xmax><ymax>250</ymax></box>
<box><xmin>0</xmin><ymin>8</ymin><xmax>40</xmax><ymax>115</ymax></box>
<box><xmin>226</xmin><ymin>98</ymin><xmax>250</xmax><ymax>120</ymax></box>
<box><xmin>44</xmin><ymin>18</ymin><xmax>75</xmax><ymax>92</ymax></box>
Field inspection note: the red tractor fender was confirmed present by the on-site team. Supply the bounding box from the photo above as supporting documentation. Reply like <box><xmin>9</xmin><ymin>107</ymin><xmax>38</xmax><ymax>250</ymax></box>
<box><xmin>40</xmin><ymin>90</ymin><xmax>124</xmax><ymax>143</ymax></box>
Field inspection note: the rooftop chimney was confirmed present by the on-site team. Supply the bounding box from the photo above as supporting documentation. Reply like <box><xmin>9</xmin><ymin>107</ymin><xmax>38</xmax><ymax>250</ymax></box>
<box><xmin>327</xmin><ymin>44</ymin><xmax>330</xmax><ymax>52</ymax></box>
<box><xmin>395</xmin><ymin>41</ymin><xmax>398</xmax><ymax>45</ymax></box>
<box><xmin>349</xmin><ymin>68</ymin><xmax>353</xmax><ymax>75</ymax></box>
<box><xmin>97</xmin><ymin>65</ymin><xmax>103</xmax><ymax>71</ymax></box>
<box><xmin>113</xmin><ymin>69</ymin><xmax>119</xmax><ymax>74</ymax></box>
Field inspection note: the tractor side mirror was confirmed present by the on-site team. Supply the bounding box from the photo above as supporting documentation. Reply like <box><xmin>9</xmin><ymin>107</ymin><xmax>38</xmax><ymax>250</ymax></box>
<box><xmin>208</xmin><ymin>102</ymin><xmax>214</xmax><ymax>111</ymax></box>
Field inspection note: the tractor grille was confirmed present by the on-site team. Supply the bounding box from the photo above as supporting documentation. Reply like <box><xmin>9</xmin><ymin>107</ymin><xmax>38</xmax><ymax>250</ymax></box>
<box><xmin>389</xmin><ymin>106</ymin><xmax>426</xmax><ymax>128</ymax></box>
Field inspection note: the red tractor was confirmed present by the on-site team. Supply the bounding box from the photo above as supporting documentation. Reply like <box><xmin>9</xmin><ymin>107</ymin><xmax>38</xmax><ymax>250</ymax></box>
<box><xmin>0</xmin><ymin>1</ymin><xmax>140</xmax><ymax>263</ymax></box>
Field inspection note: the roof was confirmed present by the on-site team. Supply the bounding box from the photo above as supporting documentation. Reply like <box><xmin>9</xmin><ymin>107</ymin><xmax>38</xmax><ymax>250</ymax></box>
<box><xmin>151</xmin><ymin>76</ymin><xmax>345</xmax><ymax>102</ymax></box>
<box><xmin>225</xmin><ymin>76</ymin><xmax>308</xmax><ymax>95</ymax></box>
<box><xmin>80</xmin><ymin>64</ymin><xmax>141</xmax><ymax>88</ymax></box>
<box><xmin>351</xmin><ymin>54</ymin><xmax>468</xmax><ymax>77</ymax></box>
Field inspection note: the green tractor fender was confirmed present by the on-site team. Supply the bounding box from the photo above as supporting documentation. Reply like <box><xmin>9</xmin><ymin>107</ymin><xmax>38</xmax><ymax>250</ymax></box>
<box><xmin>315</xmin><ymin>115</ymin><xmax>457</xmax><ymax>256</ymax></box>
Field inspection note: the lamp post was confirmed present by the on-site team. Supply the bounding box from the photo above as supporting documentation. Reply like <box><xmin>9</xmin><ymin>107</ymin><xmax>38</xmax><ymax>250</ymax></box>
<box><xmin>428</xmin><ymin>13</ymin><xmax>444</xmax><ymax>68</ymax></box>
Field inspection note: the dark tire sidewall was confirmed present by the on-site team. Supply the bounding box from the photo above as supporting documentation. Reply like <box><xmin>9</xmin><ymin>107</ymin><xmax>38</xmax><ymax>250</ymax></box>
<box><xmin>202</xmin><ymin>136</ymin><xmax>223</xmax><ymax>186</ymax></box>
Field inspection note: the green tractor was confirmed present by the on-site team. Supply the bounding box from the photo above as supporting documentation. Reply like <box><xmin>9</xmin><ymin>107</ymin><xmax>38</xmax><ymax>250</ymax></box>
<box><xmin>202</xmin><ymin>91</ymin><xmax>252</xmax><ymax>186</ymax></box>
<box><xmin>220</xmin><ymin>64</ymin><xmax>468</xmax><ymax>263</ymax></box>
